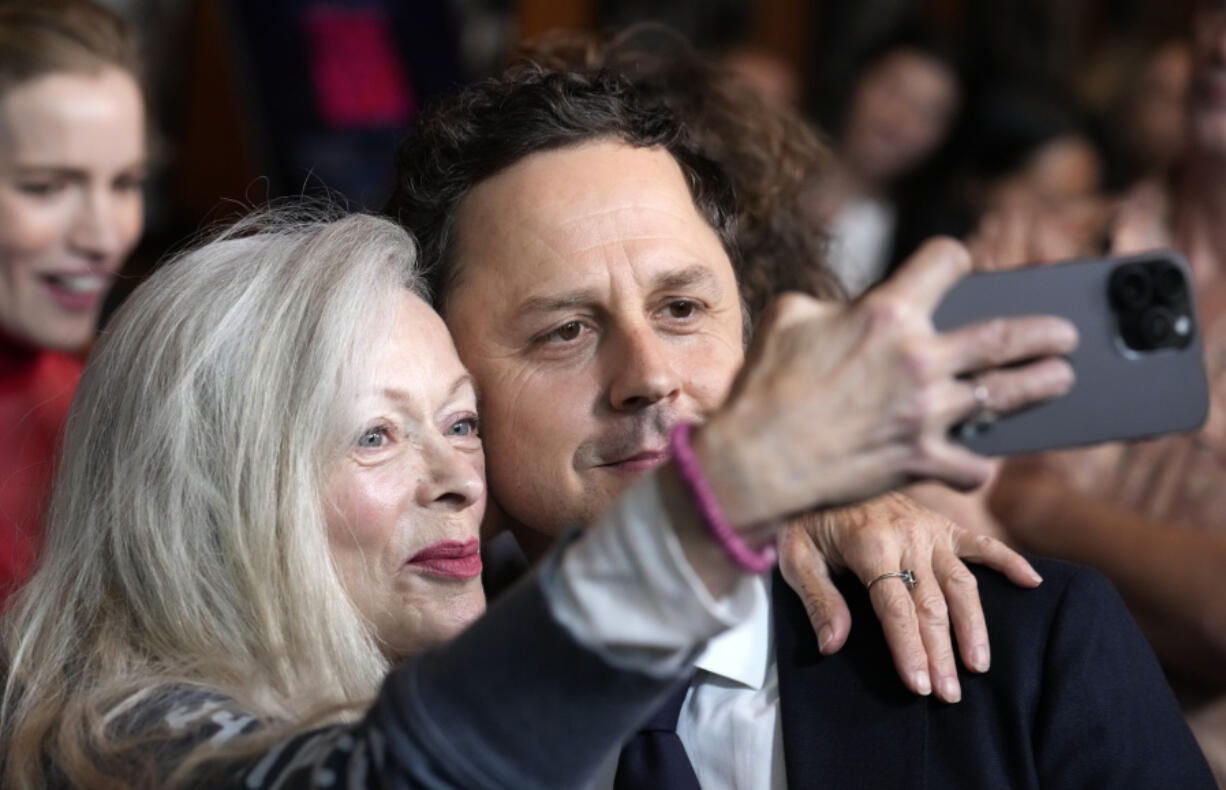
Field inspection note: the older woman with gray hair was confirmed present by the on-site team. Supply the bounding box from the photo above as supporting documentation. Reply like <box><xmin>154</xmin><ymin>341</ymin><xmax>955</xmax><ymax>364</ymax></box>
<box><xmin>0</xmin><ymin>203</ymin><xmax>1078</xmax><ymax>787</ymax></box>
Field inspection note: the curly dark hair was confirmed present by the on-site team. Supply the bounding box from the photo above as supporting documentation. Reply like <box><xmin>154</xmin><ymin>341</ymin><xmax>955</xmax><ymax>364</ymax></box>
<box><xmin>384</xmin><ymin>64</ymin><xmax>740</xmax><ymax>312</ymax></box>
<box><xmin>517</xmin><ymin>26</ymin><xmax>845</xmax><ymax>314</ymax></box>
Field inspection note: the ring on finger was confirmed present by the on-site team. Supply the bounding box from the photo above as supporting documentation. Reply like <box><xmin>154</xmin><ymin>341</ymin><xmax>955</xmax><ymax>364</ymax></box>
<box><xmin>957</xmin><ymin>381</ymin><xmax>998</xmax><ymax>439</ymax></box>
<box><xmin>971</xmin><ymin>382</ymin><xmax>996</xmax><ymax>422</ymax></box>
<box><xmin>867</xmin><ymin>569</ymin><xmax>918</xmax><ymax>592</ymax></box>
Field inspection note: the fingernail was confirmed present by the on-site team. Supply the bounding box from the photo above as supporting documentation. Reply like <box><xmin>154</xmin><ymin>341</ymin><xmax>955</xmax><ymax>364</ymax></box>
<box><xmin>1029</xmin><ymin>568</ymin><xmax>1044</xmax><ymax>584</ymax></box>
<box><xmin>818</xmin><ymin>625</ymin><xmax>834</xmax><ymax>653</ymax></box>
<box><xmin>913</xmin><ymin>671</ymin><xmax>932</xmax><ymax>696</ymax></box>
<box><xmin>1052</xmin><ymin>360</ymin><xmax>1076</xmax><ymax>387</ymax></box>
<box><xmin>940</xmin><ymin>677</ymin><xmax>962</xmax><ymax>703</ymax></box>
<box><xmin>971</xmin><ymin>645</ymin><xmax>990</xmax><ymax>673</ymax></box>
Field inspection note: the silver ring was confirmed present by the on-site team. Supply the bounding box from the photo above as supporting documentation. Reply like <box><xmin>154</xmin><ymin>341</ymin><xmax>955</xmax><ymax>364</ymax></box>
<box><xmin>972</xmin><ymin>383</ymin><xmax>990</xmax><ymax>412</ymax></box>
<box><xmin>868</xmin><ymin>569</ymin><xmax>917</xmax><ymax>592</ymax></box>
<box><xmin>956</xmin><ymin>382</ymin><xmax>998</xmax><ymax>440</ymax></box>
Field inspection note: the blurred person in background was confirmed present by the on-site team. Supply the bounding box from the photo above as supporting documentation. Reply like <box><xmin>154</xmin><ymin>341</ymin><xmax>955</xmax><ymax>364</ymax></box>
<box><xmin>1116</xmin><ymin>39</ymin><xmax>1193</xmax><ymax>186</ymax></box>
<box><xmin>957</xmin><ymin>85</ymin><xmax>1109</xmax><ymax>270</ymax></box>
<box><xmin>974</xmin><ymin>4</ymin><xmax>1226</xmax><ymax>782</ymax></box>
<box><xmin>0</xmin><ymin>0</ymin><xmax>145</xmax><ymax>603</ymax></box>
<box><xmin>815</xmin><ymin>19</ymin><xmax>962</xmax><ymax>297</ymax></box>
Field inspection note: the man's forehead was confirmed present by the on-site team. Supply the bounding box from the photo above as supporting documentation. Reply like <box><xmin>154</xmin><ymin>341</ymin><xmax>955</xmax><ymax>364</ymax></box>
<box><xmin>457</xmin><ymin>140</ymin><xmax>705</xmax><ymax>237</ymax></box>
<box><xmin>450</xmin><ymin>139</ymin><xmax>731</xmax><ymax>295</ymax></box>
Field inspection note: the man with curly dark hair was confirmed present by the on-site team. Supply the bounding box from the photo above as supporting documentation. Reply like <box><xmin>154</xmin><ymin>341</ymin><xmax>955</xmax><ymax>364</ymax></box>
<box><xmin>385</xmin><ymin>61</ymin><xmax>1212</xmax><ymax>788</ymax></box>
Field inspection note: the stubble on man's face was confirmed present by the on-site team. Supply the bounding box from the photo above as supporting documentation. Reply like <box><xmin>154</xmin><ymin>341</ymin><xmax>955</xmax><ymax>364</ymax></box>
<box><xmin>441</xmin><ymin>140</ymin><xmax>746</xmax><ymax>550</ymax></box>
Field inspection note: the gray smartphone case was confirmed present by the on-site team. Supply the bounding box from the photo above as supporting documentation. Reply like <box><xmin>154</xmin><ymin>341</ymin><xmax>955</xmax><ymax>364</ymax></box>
<box><xmin>931</xmin><ymin>251</ymin><xmax>1210</xmax><ymax>456</ymax></box>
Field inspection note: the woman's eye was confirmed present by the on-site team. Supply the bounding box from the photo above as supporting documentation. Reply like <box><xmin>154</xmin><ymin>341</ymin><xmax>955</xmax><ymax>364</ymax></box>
<box><xmin>357</xmin><ymin>427</ymin><xmax>389</xmax><ymax>449</ymax></box>
<box><xmin>447</xmin><ymin>417</ymin><xmax>480</xmax><ymax>438</ymax></box>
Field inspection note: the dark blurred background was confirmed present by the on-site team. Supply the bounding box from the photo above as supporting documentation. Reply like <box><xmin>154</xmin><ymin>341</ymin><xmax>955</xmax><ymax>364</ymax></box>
<box><xmin>97</xmin><ymin>0</ymin><xmax>1200</xmax><ymax>307</ymax></box>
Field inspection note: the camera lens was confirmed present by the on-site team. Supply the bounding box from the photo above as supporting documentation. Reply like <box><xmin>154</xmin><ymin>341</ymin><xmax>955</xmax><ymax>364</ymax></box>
<box><xmin>1153</xmin><ymin>263</ymin><xmax>1187</xmax><ymax>305</ymax></box>
<box><xmin>1139</xmin><ymin>307</ymin><xmax>1176</xmax><ymax>347</ymax></box>
<box><xmin>1110</xmin><ymin>265</ymin><xmax>1153</xmax><ymax>311</ymax></box>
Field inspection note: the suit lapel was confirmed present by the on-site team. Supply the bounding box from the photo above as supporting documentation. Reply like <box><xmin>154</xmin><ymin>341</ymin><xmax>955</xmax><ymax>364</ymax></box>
<box><xmin>773</xmin><ymin>571</ymin><xmax>929</xmax><ymax>789</ymax></box>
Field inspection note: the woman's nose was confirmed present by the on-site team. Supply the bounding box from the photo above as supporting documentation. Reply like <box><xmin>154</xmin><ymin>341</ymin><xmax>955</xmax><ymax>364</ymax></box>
<box><xmin>415</xmin><ymin>439</ymin><xmax>485</xmax><ymax>511</ymax></box>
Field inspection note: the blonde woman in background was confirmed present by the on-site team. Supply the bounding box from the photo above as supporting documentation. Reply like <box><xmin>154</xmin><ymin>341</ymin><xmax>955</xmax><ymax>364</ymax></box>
<box><xmin>0</xmin><ymin>0</ymin><xmax>146</xmax><ymax>601</ymax></box>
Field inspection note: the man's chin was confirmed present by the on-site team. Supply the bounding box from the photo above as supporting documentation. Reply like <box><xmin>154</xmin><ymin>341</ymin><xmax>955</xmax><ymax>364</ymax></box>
<box><xmin>570</xmin><ymin>463</ymin><xmax>666</xmax><ymax>521</ymax></box>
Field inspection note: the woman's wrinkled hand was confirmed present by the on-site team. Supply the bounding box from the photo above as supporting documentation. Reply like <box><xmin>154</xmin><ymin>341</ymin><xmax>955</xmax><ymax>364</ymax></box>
<box><xmin>776</xmin><ymin>493</ymin><xmax>1042</xmax><ymax>703</ymax></box>
<box><xmin>693</xmin><ymin>237</ymin><xmax>1079</xmax><ymax>528</ymax></box>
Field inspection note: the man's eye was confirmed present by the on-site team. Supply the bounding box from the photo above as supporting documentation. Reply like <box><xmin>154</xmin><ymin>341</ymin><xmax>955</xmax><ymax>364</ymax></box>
<box><xmin>447</xmin><ymin>417</ymin><xmax>480</xmax><ymax>437</ymax></box>
<box><xmin>547</xmin><ymin>321</ymin><xmax>584</xmax><ymax>342</ymax></box>
<box><xmin>357</xmin><ymin>427</ymin><xmax>389</xmax><ymax>448</ymax></box>
<box><xmin>667</xmin><ymin>300</ymin><xmax>698</xmax><ymax>319</ymax></box>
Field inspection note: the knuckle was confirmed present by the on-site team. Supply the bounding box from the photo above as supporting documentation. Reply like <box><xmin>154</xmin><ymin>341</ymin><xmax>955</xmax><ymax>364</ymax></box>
<box><xmin>973</xmin><ymin>532</ymin><xmax>1000</xmax><ymax>553</ymax></box>
<box><xmin>915</xmin><ymin>593</ymin><xmax>949</xmax><ymax>621</ymax></box>
<box><xmin>894</xmin><ymin>516</ymin><xmax>925</xmax><ymax>546</ymax></box>
<box><xmin>863</xmin><ymin>293</ymin><xmax>910</xmax><ymax>334</ymax></box>
<box><xmin>911</xmin><ymin>434</ymin><xmax>945</xmax><ymax>467</ymax></box>
<box><xmin>975</xmin><ymin>318</ymin><xmax>1013</xmax><ymax>355</ymax></box>
<box><xmin>974</xmin><ymin>371</ymin><xmax>1009</xmax><ymax>407</ymax></box>
<box><xmin>946</xmin><ymin>567</ymin><xmax>979</xmax><ymax>595</ymax></box>
<box><xmin>802</xmin><ymin>594</ymin><xmax>830</xmax><ymax>623</ymax></box>
<box><xmin>899</xmin><ymin>339</ymin><xmax>941</xmax><ymax>383</ymax></box>
<box><xmin>856</xmin><ymin>528</ymin><xmax>896</xmax><ymax>559</ymax></box>
<box><xmin>917</xmin><ymin>236</ymin><xmax>973</xmax><ymax>276</ymax></box>
<box><xmin>904</xmin><ymin>382</ymin><xmax>955</xmax><ymax>435</ymax></box>
<box><xmin>896</xmin><ymin>391</ymin><xmax>929</xmax><ymax>435</ymax></box>
<box><xmin>777</xmin><ymin>535</ymin><xmax>817</xmax><ymax>580</ymax></box>
<box><xmin>880</xmin><ymin>592</ymin><xmax>915</xmax><ymax>622</ymax></box>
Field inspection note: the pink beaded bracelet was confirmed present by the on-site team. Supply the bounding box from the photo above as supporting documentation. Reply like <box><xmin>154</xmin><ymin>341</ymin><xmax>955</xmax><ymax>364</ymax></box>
<box><xmin>668</xmin><ymin>421</ymin><xmax>777</xmax><ymax>574</ymax></box>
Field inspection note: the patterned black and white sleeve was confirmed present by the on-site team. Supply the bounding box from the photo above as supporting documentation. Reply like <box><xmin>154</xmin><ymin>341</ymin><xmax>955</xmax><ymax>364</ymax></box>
<box><xmin>167</xmin><ymin>550</ymin><xmax>683</xmax><ymax>789</ymax></box>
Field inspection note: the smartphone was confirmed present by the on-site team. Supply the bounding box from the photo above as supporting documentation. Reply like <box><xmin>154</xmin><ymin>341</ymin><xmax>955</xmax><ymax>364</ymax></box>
<box><xmin>931</xmin><ymin>250</ymin><xmax>1209</xmax><ymax>456</ymax></box>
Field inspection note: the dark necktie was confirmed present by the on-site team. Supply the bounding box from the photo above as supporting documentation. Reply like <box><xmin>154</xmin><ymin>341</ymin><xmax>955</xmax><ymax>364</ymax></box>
<box><xmin>613</xmin><ymin>679</ymin><xmax>702</xmax><ymax>790</ymax></box>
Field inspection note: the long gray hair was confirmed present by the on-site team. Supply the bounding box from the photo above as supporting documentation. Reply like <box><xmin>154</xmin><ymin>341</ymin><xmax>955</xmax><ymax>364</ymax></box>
<box><xmin>1</xmin><ymin>209</ymin><xmax>427</xmax><ymax>788</ymax></box>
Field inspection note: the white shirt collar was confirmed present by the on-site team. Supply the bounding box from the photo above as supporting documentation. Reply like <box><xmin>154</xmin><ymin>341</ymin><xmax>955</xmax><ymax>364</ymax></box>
<box><xmin>692</xmin><ymin>575</ymin><xmax>772</xmax><ymax>690</ymax></box>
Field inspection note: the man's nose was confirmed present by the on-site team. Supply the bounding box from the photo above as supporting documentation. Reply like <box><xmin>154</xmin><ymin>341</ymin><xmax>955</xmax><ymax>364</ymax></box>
<box><xmin>607</xmin><ymin>325</ymin><xmax>682</xmax><ymax>412</ymax></box>
<box><xmin>415</xmin><ymin>438</ymin><xmax>485</xmax><ymax>511</ymax></box>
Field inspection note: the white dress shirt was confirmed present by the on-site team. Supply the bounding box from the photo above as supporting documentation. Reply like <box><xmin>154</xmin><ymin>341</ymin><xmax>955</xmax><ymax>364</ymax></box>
<box><xmin>550</xmin><ymin>474</ymin><xmax>759</xmax><ymax>676</ymax></box>
<box><xmin>557</xmin><ymin>476</ymin><xmax>788</xmax><ymax>790</ymax></box>
<box><xmin>678</xmin><ymin>578</ymin><xmax>787</xmax><ymax>790</ymax></box>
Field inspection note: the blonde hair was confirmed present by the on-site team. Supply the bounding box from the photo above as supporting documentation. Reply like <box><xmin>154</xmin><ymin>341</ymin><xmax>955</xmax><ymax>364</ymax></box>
<box><xmin>0</xmin><ymin>209</ymin><xmax>427</xmax><ymax>788</ymax></box>
<box><xmin>0</xmin><ymin>0</ymin><xmax>140</xmax><ymax>95</ymax></box>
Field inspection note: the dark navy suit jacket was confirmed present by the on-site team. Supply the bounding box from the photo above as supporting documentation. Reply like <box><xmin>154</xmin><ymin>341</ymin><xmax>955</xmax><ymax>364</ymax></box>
<box><xmin>774</xmin><ymin>557</ymin><xmax>1216</xmax><ymax>788</ymax></box>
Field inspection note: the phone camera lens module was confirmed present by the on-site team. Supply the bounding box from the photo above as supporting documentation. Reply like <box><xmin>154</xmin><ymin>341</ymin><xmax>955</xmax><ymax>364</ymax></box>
<box><xmin>1110</xmin><ymin>266</ymin><xmax>1153</xmax><ymax>311</ymax></box>
<box><xmin>1140</xmin><ymin>307</ymin><xmax>1176</xmax><ymax>347</ymax></box>
<box><xmin>1154</xmin><ymin>263</ymin><xmax>1187</xmax><ymax>305</ymax></box>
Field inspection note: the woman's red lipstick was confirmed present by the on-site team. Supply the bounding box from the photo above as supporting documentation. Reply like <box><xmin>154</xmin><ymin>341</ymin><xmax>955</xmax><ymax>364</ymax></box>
<box><xmin>407</xmin><ymin>538</ymin><xmax>482</xmax><ymax>579</ymax></box>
